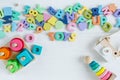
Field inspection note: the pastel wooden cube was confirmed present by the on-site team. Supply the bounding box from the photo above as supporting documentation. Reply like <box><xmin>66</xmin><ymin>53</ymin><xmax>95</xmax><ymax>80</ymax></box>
<box><xmin>16</xmin><ymin>48</ymin><xmax>34</xmax><ymax>66</ymax></box>
<box><xmin>31</xmin><ymin>45</ymin><xmax>42</xmax><ymax>55</ymax></box>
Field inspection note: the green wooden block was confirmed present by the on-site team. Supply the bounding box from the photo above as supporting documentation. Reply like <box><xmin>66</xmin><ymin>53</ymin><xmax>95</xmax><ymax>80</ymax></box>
<box><xmin>6</xmin><ymin>59</ymin><xmax>21</xmax><ymax>73</ymax></box>
<box><xmin>35</xmin><ymin>4</ymin><xmax>45</xmax><ymax>14</ymax></box>
<box><xmin>65</xmin><ymin>6</ymin><xmax>73</xmax><ymax>14</ymax></box>
<box><xmin>35</xmin><ymin>14</ymin><xmax>43</xmax><ymax>22</ymax></box>
<box><xmin>55</xmin><ymin>21</ymin><xmax>64</xmax><ymax>29</ymax></box>
<box><xmin>87</xmin><ymin>19</ymin><xmax>94</xmax><ymax>29</ymax></box>
<box><xmin>83</xmin><ymin>10</ymin><xmax>92</xmax><ymax>20</ymax></box>
<box><xmin>102</xmin><ymin>22</ymin><xmax>112</xmax><ymax>32</ymax></box>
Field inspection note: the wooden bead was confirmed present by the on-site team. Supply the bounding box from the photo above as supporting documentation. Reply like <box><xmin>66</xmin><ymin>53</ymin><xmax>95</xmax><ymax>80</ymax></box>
<box><xmin>84</xmin><ymin>56</ymin><xmax>92</xmax><ymax>64</ymax></box>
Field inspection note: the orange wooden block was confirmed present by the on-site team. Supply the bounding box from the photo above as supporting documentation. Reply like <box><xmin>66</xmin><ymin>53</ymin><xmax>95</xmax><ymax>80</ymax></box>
<box><xmin>108</xmin><ymin>3</ymin><xmax>117</xmax><ymax>13</ymax></box>
<box><xmin>0</xmin><ymin>47</ymin><xmax>11</xmax><ymax>60</ymax></box>
<box><xmin>48</xmin><ymin>32</ymin><xmax>55</xmax><ymax>41</ymax></box>
<box><xmin>35</xmin><ymin>26</ymin><xmax>43</xmax><ymax>34</ymax></box>
<box><xmin>92</xmin><ymin>16</ymin><xmax>100</xmax><ymax>25</ymax></box>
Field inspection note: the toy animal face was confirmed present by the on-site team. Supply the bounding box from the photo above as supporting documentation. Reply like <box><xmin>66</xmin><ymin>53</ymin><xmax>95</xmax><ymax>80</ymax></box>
<box><xmin>94</xmin><ymin>37</ymin><xmax>120</xmax><ymax>61</ymax></box>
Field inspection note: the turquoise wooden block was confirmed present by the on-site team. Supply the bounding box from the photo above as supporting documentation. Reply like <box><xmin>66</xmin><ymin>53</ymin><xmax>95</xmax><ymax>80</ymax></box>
<box><xmin>12</xmin><ymin>10</ymin><xmax>20</xmax><ymax>20</ymax></box>
<box><xmin>73</xmin><ymin>3</ymin><xmax>82</xmax><ymax>12</ymax></box>
<box><xmin>28</xmin><ymin>24</ymin><xmax>36</xmax><ymax>30</ymax></box>
<box><xmin>31</xmin><ymin>45</ymin><xmax>42</xmax><ymax>55</ymax></box>
<box><xmin>0</xmin><ymin>30</ymin><xmax>6</xmax><ymax>39</ymax></box>
<box><xmin>0</xmin><ymin>20</ymin><xmax>3</xmax><ymax>27</ymax></box>
<box><xmin>16</xmin><ymin>49</ymin><xmax>34</xmax><ymax>66</ymax></box>
<box><xmin>100</xmin><ymin>16</ymin><xmax>107</xmax><ymax>26</ymax></box>
<box><xmin>77</xmin><ymin>16</ymin><xmax>86</xmax><ymax>23</ymax></box>
<box><xmin>54</xmin><ymin>32</ymin><xmax>64</xmax><ymax>41</ymax></box>
<box><xmin>23</xmin><ymin>5</ymin><xmax>30</xmax><ymax>14</ymax></box>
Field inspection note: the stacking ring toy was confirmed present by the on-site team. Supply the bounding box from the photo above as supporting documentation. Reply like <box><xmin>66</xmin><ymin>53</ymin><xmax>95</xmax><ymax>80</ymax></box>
<box><xmin>25</xmin><ymin>34</ymin><xmax>35</xmax><ymax>42</ymax></box>
<box><xmin>10</xmin><ymin>38</ymin><xmax>24</xmax><ymax>52</ymax></box>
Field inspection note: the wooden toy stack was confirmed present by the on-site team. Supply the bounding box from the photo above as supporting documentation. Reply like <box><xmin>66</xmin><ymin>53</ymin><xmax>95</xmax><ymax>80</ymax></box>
<box><xmin>84</xmin><ymin>56</ymin><xmax>116</xmax><ymax>80</ymax></box>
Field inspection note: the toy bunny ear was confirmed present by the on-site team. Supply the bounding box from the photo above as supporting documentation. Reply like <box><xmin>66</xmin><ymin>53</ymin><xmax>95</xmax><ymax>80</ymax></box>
<box><xmin>84</xmin><ymin>56</ymin><xmax>92</xmax><ymax>64</ymax></box>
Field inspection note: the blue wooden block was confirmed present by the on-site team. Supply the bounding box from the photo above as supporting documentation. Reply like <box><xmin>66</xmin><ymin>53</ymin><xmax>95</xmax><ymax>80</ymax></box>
<box><xmin>11</xmin><ymin>22</ymin><xmax>17</xmax><ymax>32</ymax></box>
<box><xmin>31</xmin><ymin>45</ymin><xmax>42</xmax><ymax>55</ymax></box>
<box><xmin>55</xmin><ymin>9</ymin><xmax>64</xmax><ymax>19</ymax></box>
<box><xmin>3</xmin><ymin>7</ymin><xmax>12</xmax><ymax>16</ymax></box>
<box><xmin>60</xmin><ymin>15</ymin><xmax>68</xmax><ymax>24</ymax></box>
<box><xmin>35</xmin><ymin>20</ymin><xmax>44</xmax><ymax>27</ymax></box>
<box><xmin>98</xmin><ymin>5</ymin><xmax>103</xmax><ymax>15</ymax></box>
<box><xmin>91</xmin><ymin>8</ymin><xmax>99</xmax><ymax>16</ymax></box>
<box><xmin>47</xmin><ymin>6</ymin><xmax>56</xmax><ymax>15</ymax></box>
<box><xmin>60</xmin><ymin>12</ymin><xmax>75</xmax><ymax>24</ymax></box>
<box><xmin>2</xmin><ymin>16</ymin><xmax>12</xmax><ymax>24</ymax></box>
<box><xmin>16</xmin><ymin>49</ymin><xmax>34</xmax><ymax>66</ymax></box>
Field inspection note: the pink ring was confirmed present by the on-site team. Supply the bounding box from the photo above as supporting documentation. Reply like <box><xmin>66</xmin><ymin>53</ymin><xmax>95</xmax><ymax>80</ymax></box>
<box><xmin>25</xmin><ymin>34</ymin><xmax>35</xmax><ymax>42</ymax></box>
<box><xmin>101</xmin><ymin>71</ymin><xmax>112</xmax><ymax>80</ymax></box>
<box><xmin>10</xmin><ymin>38</ymin><xmax>24</xmax><ymax>52</ymax></box>
<box><xmin>99</xmin><ymin>69</ymin><xmax>108</xmax><ymax>79</ymax></box>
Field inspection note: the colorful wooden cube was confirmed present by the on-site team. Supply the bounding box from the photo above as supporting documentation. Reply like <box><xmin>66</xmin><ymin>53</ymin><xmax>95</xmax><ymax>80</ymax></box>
<box><xmin>16</xmin><ymin>48</ymin><xmax>34</xmax><ymax>66</ymax></box>
<box><xmin>31</xmin><ymin>45</ymin><xmax>42</xmax><ymax>55</ymax></box>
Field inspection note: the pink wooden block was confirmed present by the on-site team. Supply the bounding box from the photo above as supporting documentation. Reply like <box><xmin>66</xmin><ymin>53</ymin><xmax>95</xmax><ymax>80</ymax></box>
<box><xmin>43</xmin><ymin>13</ymin><xmax>51</xmax><ymax>22</ymax></box>
<box><xmin>66</xmin><ymin>22</ymin><xmax>76</xmax><ymax>32</ymax></box>
<box><xmin>102</xmin><ymin>6</ymin><xmax>112</xmax><ymax>16</ymax></box>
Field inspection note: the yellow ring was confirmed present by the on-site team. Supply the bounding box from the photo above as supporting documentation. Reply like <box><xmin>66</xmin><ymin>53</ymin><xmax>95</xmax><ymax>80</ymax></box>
<box><xmin>96</xmin><ymin>67</ymin><xmax>106</xmax><ymax>76</ymax></box>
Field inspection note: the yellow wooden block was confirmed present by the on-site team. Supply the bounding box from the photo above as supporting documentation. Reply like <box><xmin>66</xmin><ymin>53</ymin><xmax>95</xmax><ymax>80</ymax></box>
<box><xmin>4</xmin><ymin>25</ymin><xmax>11</xmax><ymax>32</ymax></box>
<box><xmin>69</xmin><ymin>33</ymin><xmax>77</xmax><ymax>42</ymax></box>
<box><xmin>78</xmin><ymin>6</ymin><xmax>87</xmax><ymax>14</ymax></box>
<box><xmin>27</xmin><ymin>17</ymin><xmax>35</xmax><ymax>24</ymax></box>
<box><xmin>29</xmin><ymin>9</ymin><xmax>38</xmax><ymax>17</ymax></box>
<box><xmin>43</xmin><ymin>23</ymin><xmax>52</xmax><ymax>31</ymax></box>
<box><xmin>48</xmin><ymin>16</ymin><xmax>57</xmax><ymax>26</ymax></box>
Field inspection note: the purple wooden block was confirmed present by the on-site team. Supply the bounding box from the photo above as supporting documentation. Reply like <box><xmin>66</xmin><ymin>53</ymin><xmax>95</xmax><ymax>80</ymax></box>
<box><xmin>66</xmin><ymin>12</ymin><xmax>75</xmax><ymax>23</ymax></box>
<box><xmin>113</xmin><ymin>9</ymin><xmax>120</xmax><ymax>17</ymax></box>
<box><xmin>78</xmin><ymin>22</ymin><xmax>87</xmax><ymax>31</ymax></box>
<box><xmin>22</xmin><ymin>20</ymin><xmax>29</xmax><ymax>29</ymax></box>
<box><xmin>63</xmin><ymin>32</ymin><xmax>71</xmax><ymax>41</ymax></box>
